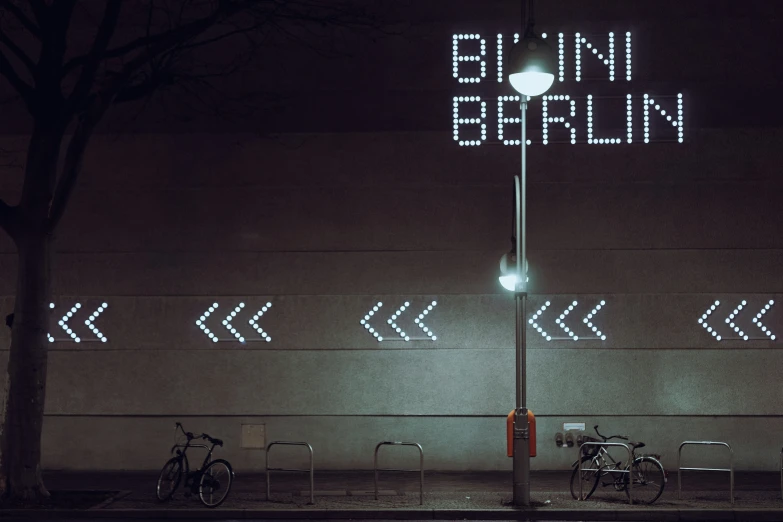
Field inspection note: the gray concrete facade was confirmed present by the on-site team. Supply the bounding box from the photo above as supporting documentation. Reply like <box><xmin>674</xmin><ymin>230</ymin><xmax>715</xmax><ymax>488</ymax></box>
<box><xmin>1</xmin><ymin>125</ymin><xmax>781</xmax><ymax>471</ymax></box>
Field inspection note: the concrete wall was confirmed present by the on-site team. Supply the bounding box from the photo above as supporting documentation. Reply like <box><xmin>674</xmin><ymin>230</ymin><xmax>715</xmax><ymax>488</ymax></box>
<box><xmin>1</xmin><ymin>127</ymin><xmax>782</xmax><ymax>471</ymax></box>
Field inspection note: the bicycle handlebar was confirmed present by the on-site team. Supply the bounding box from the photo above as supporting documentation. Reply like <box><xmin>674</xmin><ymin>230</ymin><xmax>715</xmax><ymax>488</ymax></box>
<box><xmin>174</xmin><ymin>423</ymin><xmax>223</xmax><ymax>447</ymax></box>
<box><xmin>200</xmin><ymin>432</ymin><xmax>224</xmax><ymax>447</ymax></box>
<box><xmin>594</xmin><ymin>425</ymin><xmax>629</xmax><ymax>442</ymax></box>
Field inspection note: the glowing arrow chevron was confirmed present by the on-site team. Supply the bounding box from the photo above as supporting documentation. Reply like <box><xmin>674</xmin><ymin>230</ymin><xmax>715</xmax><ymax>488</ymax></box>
<box><xmin>360</xmin><ymin>301</ymin><xmax>385</xmax><ymax>342</ymax></box>
<box><xmin>752</xmin><ymin>299</ymin><xmax>777</xmax><ymax>341</ymax></box>
<box><xmin>555</xmin><ymin>301</ymin><xmax>580</xmax><ymax>341</ymax></box>
<box><xmin>58</xmin><ymin>302</ymin><xmax>82</xmax><ymax>343</ymax></box>
<box><xmin>583</xmin><ymin>300</ymin><xmax>607</xmax><ymax>341</ymax></box>
<box><xmin>723</xmin><ymin>300</ymin><xmax>749</xmax><ymax>341</ymax></box>
<box><xmin>549</xmin><ymin>300</ymin><xmax>606</xmax><ymax>341</ymax></box>
<box><xmin>248</xmin><ymin>302</ymin><xmax>273</xmax><ymax>342</ymax></box>
<box><xmin>223</xmin><ymin>303</ymin><xmax>247</xmax><ymax>342</ymax></box>
<box><xmin>529</xmin><ymin>300</ymin><xmax>553</xmax><ymax>341</ymax></box>
<box><xmin>413</xmin><ymin>300</ymin><xmax>438</xmax><ymax>340</ymax></box>
<box><xmin>84</xmin><ymin>303</ymin><xmax>108</xmax><ymax>342</ymax></box>
<box><xmin>360</xmin><ymin>300</ymin><xmax>438</xmax><ymax>342</ymax></box>
<box><xmin>697</xmin><ymin>300</ymin><xmax>722</xmax><ymax>341</ymax></box>
<box><xmin>196</xmin><ymin>302</ymin><xmax>220</xmax><ymax>342</ymax></box>
<box><xmin>388</xmin><ymin>301</ymin><xmax>411</xmax><ymax>341</ymax></box>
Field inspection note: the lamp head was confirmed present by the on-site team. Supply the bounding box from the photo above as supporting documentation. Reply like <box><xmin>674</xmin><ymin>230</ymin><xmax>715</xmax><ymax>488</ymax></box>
<box><xmin>498</xmin><ymin>252</ymin><xmax>528</xmax><ymax>292</ymax></box>
<box><xmin>507</xmin><ymin>32</ymin><xmax>556</xmax><ymax>97</ymax></box>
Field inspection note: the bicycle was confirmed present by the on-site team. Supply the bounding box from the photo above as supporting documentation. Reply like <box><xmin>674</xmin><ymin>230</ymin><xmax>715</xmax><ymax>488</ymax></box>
<box><xmin>569</xmin><ymin>425</ymin><xmax>666</xmax><ymax>504</ymax></box>
<box><xmin>156</xmin><ymin>422</ymin><xmax>234</xmax><ymax>507</ymax></box>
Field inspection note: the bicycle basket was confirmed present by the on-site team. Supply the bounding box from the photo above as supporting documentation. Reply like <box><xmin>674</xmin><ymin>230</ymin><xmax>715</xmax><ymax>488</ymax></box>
<box><xmin>580</xmin><ymin>436</ymin><xmax>601</xmax><ymax>457</ymax></box>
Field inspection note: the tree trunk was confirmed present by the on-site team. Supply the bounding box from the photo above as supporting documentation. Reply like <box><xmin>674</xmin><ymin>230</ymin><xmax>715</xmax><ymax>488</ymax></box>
<box><xmin>0</xmin><ymin>233</ymin><xmax>52</xmax><ymax>500</ymax></box>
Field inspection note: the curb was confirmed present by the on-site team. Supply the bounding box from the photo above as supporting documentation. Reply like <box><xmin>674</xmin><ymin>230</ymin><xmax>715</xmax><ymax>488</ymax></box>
<box><xmin>4</xmin><ymin>507</ymin><xmax>783</xmax><ymax>521</ymax></box>
<box><xmin>87</xmin><ymin>490</ymin><xmax>133</xmax><ymax>510</ymax></box>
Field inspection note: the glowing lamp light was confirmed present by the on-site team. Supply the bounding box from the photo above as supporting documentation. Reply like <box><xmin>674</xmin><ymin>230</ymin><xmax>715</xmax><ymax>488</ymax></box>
<box><xmin>507</xmin><ymin>35</ymin><xmax>556</xmax><ymax>97</ymax></box>
<box><xmin>509</xmin><ymin>71</ymin><xmax>554</xmax><ymax>97</ymax></box>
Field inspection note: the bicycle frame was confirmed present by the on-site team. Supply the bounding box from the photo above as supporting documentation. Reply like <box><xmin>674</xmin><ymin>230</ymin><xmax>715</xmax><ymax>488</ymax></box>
<box><xmin>171</xmin><ymin>425</ymin><xmax>218</xmax><ymax>491</ymax></box>
<box><xmin>596</xmin><ymin>446</ymin><xmax>629</xmax><ymax>484</ymax></box>
<box><xmin>578</xmin><ymin>441</ymin><xmax>634</xmax><ymax>502</ymax></box>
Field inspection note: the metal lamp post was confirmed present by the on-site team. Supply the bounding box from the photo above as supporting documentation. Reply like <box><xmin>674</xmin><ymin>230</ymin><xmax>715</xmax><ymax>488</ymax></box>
<box><xmin>500</xmin><ymin>2</ymin><xmax>556</xmax><ymax>507</ymax></box>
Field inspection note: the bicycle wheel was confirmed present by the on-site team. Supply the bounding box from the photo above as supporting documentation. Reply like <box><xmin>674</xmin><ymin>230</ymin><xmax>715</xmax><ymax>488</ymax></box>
<box><xmin>625</xmin><ymin>457</ymin><xmax>666</xmax><ymax>504</ymax></box>
<box><xmin>198</xmin><ymin>459</ymin><xmax>234</xmax><ymax>507</ymax></box>
<box><xmin>570</xmin><ymin>455</ymin><xmax>600</xmax><ymax>500</ymax></box>
<box><xmin>156</xmin><ymin>457</ymin><xmax>182</xmax><ymax>501</ymax></box>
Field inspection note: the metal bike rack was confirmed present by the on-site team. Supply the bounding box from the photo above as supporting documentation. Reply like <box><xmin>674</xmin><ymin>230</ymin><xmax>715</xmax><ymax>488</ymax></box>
<box><xmin>265</xmin><ymin>441</ymin><xmax>314</xmax><ymax>505</ymax></box>
<box><xmin>677</xmin><ymin>441</ymin><xmax>734</xmax><ymax>504</ymax></box>
<box><xmin>577</xmin><ymin>441</ymin><xmax>634</xmax><ymax>504</ymax></box>
<box><xmin>374</xmin><ymin>441</ymin><xmax>424</xmax><ymax>505</ymax></box>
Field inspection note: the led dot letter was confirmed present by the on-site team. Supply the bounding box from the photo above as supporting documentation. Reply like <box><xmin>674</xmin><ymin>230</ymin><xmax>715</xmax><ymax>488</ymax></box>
<box><xmin>453</xmin><ymin>96</ymin><xmax>487</xmax><ymax>146</ymax></box>
<box><xmin>452</xmin><ymin>33</ymin><xmax>486</xmax><ymax>84</ymax></box>
<box><xmin>575</xmin><ymin>33</ymin><xmax>614</xmax><ymax>82</ymax></box>
<box><xmin>643</xmin><ymin>93</ymin><xmax>684</xmax><ymax>143</ymax></box>
<box><xmin>497</xmin><ymin>95</ymin><xmax>521</xmax><ymax>145</ymax></box>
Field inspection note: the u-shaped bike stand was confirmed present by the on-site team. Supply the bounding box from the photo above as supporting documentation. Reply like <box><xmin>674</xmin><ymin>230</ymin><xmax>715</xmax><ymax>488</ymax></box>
<box><xmin>265</xmin><ymin>441</ymin><xmax>314</xmax><ymax>505</ymax></box>
<box><xmin>373</xmin><ymin>441</ymin><xmax>424</xmax><ymax>505</ymax></box>
<box><xmin>677</xmin><ymin>441</ymin><xmax>734</xmax><ymax>505</ymax></box>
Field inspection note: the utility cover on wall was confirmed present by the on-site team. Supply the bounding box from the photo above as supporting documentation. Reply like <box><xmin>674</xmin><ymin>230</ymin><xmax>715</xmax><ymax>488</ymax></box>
<box><xmin>240</xmin><ymin>424</ymin><xmax>265</xmax><ymax>449</ymax></box>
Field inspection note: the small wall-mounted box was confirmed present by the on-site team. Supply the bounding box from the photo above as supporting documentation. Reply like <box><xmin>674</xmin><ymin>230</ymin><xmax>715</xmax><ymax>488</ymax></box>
<box><xmin>240</xmin><ymin>424</ymin><xmax>266</xmax><ymax>449</ymax></box>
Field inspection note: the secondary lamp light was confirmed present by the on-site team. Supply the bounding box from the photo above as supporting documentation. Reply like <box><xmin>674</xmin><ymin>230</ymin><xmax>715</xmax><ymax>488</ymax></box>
<box><xmin>498</xmin><ymin>251</ymin><xmax>528</xmax><ymax>292</ymax></box>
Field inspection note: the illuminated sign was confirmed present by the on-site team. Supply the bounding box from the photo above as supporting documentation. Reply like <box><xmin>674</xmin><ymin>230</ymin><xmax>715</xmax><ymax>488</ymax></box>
<box><xmin>452</xmin><ymin>31</ymin><xmax>685</xmax><ymax>146</ymax></box>
<box><xmin>48</xmin><ymin>301</ymin><xmax>109</xmax><ymax>343</ymax></box>
<box><xmin>196</xmin><ymin>301</ymin><xmax>274</xmax><ymax>343</ymax></box>
<box><xmin>360</xmin><ymin>300</ymin><xmax>439</xmax><ymax>342</ymax></box>
<box><xmin>698</xmin><ymin>299</ymin><xmax>777</xmax><ymax>341</ymax></box>
<box><xmin>530</xmin><ymin>299</ymin><xmax>607</xmax><ymax>341</ymax></box>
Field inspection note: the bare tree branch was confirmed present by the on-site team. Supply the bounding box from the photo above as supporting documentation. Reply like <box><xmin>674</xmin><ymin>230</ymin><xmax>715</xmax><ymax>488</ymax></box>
<box><xmin>27</xmin><ymin>0</ymin><xmax>49</xmax><ymax>29</ymax></box>
<box><xmin>0</xmin><ymin>49</ymin><xmax>32</xmax><ymax>103</ymax></box>
<box><xmin>60</xmin><ymin>8</ymin><xmax>204</xmax><ymax>78</ymax></box>
<box><xmin>113</xmin><ymin>69</ymin><xmax>173</xmax><ymax>104</ymax></box>
<box><xmin>0</xmin><ymin>0</ymin><xmax>41</xmax><ymax>38</ymax></box>
<box><xmin>49</xmin><ymin>1</ymin><xmax>256</xmax><ymax>232</ymax></box>
<box><xmin>0</xmin><ymin>28</ymin><xmax>35</xmax><ymax>74</ymax></box>
<box><xmin>66</xmin><ymin>0</ymin><xmax>122</xmax><ymax>110</ymax></box>
<box><xmin>176</xmin><ymin>22</ymin><xmax>267</xmax><ymax>52</ymax></box>
<box><xmin>112</xmin><ymin>2</ymin><xmax>256</xmax><ymax>81</ymax></box>
<box><xmin>62</xmin><ymin>0</ymin><xmax>268</xmax><ymax>78</ymax></box>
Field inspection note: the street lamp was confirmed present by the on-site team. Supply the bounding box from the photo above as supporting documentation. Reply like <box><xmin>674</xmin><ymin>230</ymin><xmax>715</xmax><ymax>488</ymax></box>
<box><xmin>500</xmin><ymin>0</ymin><xmax>556</xmax><ymax>508</ymax></box>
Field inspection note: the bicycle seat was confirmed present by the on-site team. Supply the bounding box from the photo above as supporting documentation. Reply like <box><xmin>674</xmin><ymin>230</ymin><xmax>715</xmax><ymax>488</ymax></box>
<box><xmin>631</xmin><ymin>441</ymin><xmax>645</xmax><ymax>449</ymax></box>
<box><xmin>213</xmin><ymin>438</ymin><xmax>223</xmax><ymax>447</ymax></box>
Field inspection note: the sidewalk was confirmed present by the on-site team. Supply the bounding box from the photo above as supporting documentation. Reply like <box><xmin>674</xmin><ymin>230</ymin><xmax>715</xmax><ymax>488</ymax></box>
<box><xmin>3</xmin><ymin>469</ymin><xmax>783</xmax><ymax>520</ymax></box>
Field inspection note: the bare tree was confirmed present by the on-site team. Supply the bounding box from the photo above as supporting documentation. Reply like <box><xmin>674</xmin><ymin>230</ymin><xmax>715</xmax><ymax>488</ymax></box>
<box><xmin>0</xmin><ymin>0</ymin><xmax>384</xmax><ymax>502</ymax></box>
